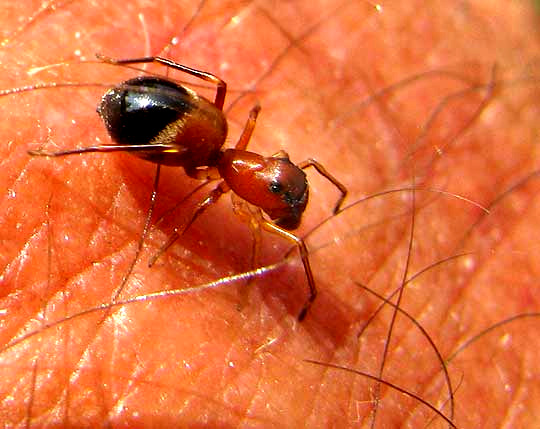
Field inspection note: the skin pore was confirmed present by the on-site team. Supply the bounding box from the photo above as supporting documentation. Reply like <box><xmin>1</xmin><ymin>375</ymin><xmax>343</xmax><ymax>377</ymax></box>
<box><xmin>0</xmin><ymin>0</ymin><xmax>539</xmax><ymax>427</ymax></box>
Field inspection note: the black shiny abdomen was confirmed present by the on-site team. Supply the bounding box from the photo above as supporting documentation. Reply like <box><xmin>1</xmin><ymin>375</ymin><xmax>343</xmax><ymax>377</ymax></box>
<box><xmin>97</xmin><ymin>76</ymin><xmax>228</xmax><ymax>168</ymax></box>
<box><xmin>98</xmin><ymin>76</ymin><xmax>193</xmax><ymax>146</ymax></box>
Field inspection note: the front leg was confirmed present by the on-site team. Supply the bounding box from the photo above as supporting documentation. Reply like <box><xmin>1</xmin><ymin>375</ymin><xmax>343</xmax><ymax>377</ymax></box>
<box><xmin>148</xmin><ymin>180</ymin><xmax>230</xmax><ymax>267</ymax></box>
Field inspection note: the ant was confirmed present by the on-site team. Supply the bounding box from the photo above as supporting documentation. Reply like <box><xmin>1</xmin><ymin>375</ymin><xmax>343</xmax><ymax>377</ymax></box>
<box><xmin>28</xmin><ymin>55</ymin><xmax>347</xmax><ymax>321</ymax></box>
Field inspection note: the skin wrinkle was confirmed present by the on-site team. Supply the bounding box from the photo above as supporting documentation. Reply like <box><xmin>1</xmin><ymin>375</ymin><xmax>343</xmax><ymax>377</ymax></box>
<box><xmin>237</xmin><ymin>354</ymin><xmax>265</xmax><ymax>424</ymax></box>
<box><xmin>357</xmin><ymin>280</ymin><xmax>455</xmax><ymax>412</ymax></box>
<box><xmin>442</xmin><ymin>204</ymin><xmax>529</xmax><ymax>334</ymax></box>
<box><xmin>0</xmin><ymin>0</ymin><xmax>539</xmax><ymax>427</ymax></box>
<box><xmin>497</xmin><ymin>365</ymin><xmax>522</xmax><ymax>428</ymax></box>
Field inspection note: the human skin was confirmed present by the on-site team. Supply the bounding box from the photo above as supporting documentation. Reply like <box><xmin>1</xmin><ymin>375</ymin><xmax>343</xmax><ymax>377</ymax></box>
<box><xmin>0</xmin><ymin>0</ymin><xmax>539</xmax><ymax>427</ymax></box>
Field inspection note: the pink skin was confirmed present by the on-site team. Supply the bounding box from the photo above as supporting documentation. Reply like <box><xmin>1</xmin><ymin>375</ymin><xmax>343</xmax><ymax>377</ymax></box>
<box><xmin>0</xmin><ymin>0</ymin><xmax>539</xmax><ymax>427</ymax></box>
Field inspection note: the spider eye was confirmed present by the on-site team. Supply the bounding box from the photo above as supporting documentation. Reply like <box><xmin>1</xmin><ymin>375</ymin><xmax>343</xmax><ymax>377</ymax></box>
<box><xmin>269</xmin><ymin>181</ymin><xmax>283</xmax><ymax>194</ymax></box>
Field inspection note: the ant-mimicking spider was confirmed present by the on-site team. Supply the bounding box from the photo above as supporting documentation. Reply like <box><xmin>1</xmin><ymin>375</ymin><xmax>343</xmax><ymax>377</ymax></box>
<box><xmin>28</xmin><ymin>55</ymin><xmax>347</xmax><ymax>320</ymax></box>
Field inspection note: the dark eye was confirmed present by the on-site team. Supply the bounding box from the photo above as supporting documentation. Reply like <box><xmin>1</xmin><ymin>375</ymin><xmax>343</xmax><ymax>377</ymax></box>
<box><xmin>269</xmin><ymin>181</ymin><xmax>283</xmax><ymax>194</ymax></box>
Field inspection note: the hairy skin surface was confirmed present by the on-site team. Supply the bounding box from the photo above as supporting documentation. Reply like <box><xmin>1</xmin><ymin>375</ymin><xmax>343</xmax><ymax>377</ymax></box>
<box><xmin>0</xmin><ymin>1</ymin><xmax>539</xmax><ymax>427</ymax></box>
